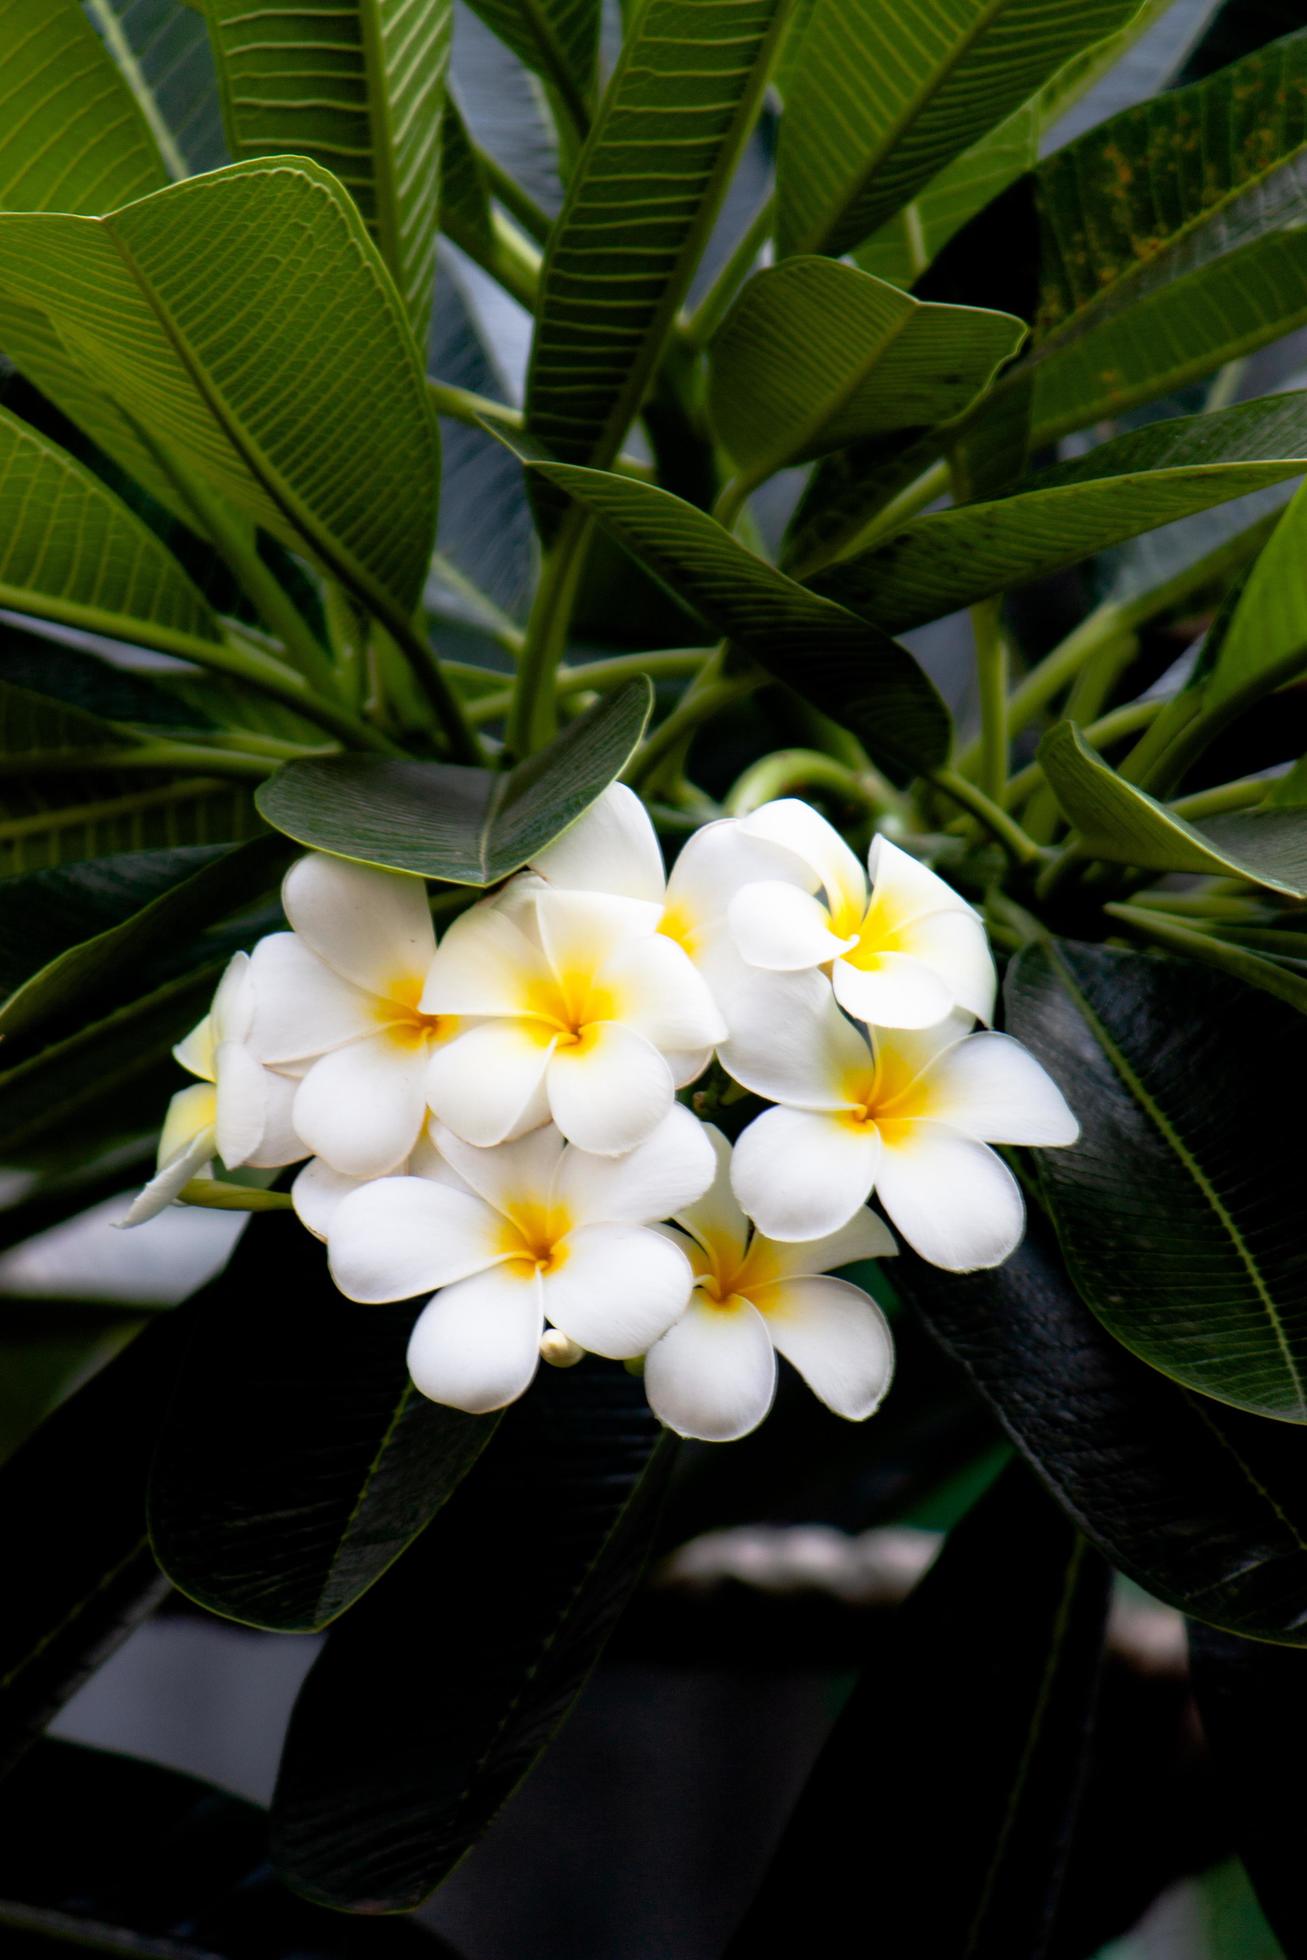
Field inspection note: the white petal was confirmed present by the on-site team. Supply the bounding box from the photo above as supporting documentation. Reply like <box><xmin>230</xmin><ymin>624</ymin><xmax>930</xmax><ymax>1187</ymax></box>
<box><xmin>282</xmin><ymin>852</ymin><xmax>435</xmax><ymax>996</ymax></box>
<box><xmin>910</xmin><ymin>1032</ymin><xmax>1079</xmax><ymax>1144</ymax></box>
<box><xmin>740</xmin><ymin>799</ymin><xmax>866</xmax><ymax>920</ymax></box>
<box><xmin>752</xmin><ymin>1275</ymin><xmax>894</xmax><ymax>1421</ymax></box>
<box><xmin>432</xmin><ymin>1121</ymin><xmax>568</xmax><ymax>1219</ymax></box>
<box><xmin>875</xmin><ymin>1123</ymin><xmax>1025</xmax><ymax>1271</ymax></box>
<box><xmin>293</xmin><ymin>1034</ymin><xmax>428</xmax><ymax>1177</ymax></box>
<box><xmin>731</xmin><ymin>1105</ymin><xmax>880</xmax><ymax>1242</ymax></box>
<box><xmin>157</xmin><ymin>1080</ymin><xmax>217</xmax><ymax>1166</ymax></box>
<box><xmin>556</xmin><ymin>1104</ymin><xmax>716</xmax><ymax>1228</ymax></box>
<box><xmin>545</xmin><ymin>1023</ymin><xmax>673</xmax><ymax>1154</ymax></box>
<box><xmin>173</xmin><ymin>1011</ymin><xmax>216</xmax><ymax>1083</ymax></box>
<box><xmin>643</xmin><ymin>1295</ymin><xmax>777</xmax><ymax>1442</ymax></box>
<box><xmin>213</xmin><ymin>1040</ymin><xmax>268</xmax><ymax>1170</ymax></box>
<box><xmin>209</xmin><ymin>950</ymin><xmax>254</xmax><ymax>1046</ymax></box>
<box><xmin>245</xmin><ymin>1066</ymin><xmax>307</xmax><ymax>1169</ymax></box>
<box><xmin>292</xmin><ymin>1157</ymin><xmax>366</xmax><ymax>1241</ymax></box>
<box><xmin>529</xmin><ymin>782</ymin><xmax>667</xmax><ymax>904</ymax></box>
<box><xmin>425</xmin><ymin>1020</ymin><xmax>557</xmax><ymax>1148</ymax></box>
<box><xmin>328</xmin><ymin>1175</ymin><xmax>504</xmax><ymax>1301</ymax></box>
<box><xmin>542</xmin><ymin>1222</ymin><xmax>692</xmax><ymax>1357</ymax></box>
<box><xmin>666</xmin><ymin>819</ymin><xmax>812</xmax><ymax>932</ymax></box>
<box><xmin>248</xmin><ymin>931</ymin><xmax>376</xmax><ymax>1062</ymax></box>
<box><xmin>407</xmin><ymin>1265</ymin><xmax>544</xmax><ymax>1413</ymax></box>
<box><xmin>831</xmin><ymin>951</ymin><xmax>956</xmax><ymax>1030</ymax></box>
<box><xmin>749</xmin><ymin>1209</ymin><xmax>896</xmax><ymax>1280</ymax></box>
<box><xmin>121</xmin><ymin>1108</ymin><xmax>217</xmax><ymax>1227</ymax></box>
<box><xmin>665</xmin><ymin>1045</ymin><xmax>714</xmax><ymax>1089</ymax></box>
<box><xmin>728</xmin><ymin>881</ymin><xmax>855</xmax><ymax>971</ymax></box>
<box><xmin>598</xmin><ymin>932</ymin><xmax>728</xmax><ymax>1049</ymax></box>
<box><xmin>867</xmin><ymin>832</ymin><xmax>975</xmax><ymax>925</ymax></box>
<box><xmin>717</xmin><ymin>968</ymin><xmax>869</xmax><ymax>1112</ymax></box>
<box><xmin>534</xmin><ymin>886</ymin><xmax>662</xmax><ymax>991</ymax></box>
<box><xmin>419</xmin><ymin>901</ymin><xmax>550</xmax><ymax>1016</ymax></box>
<box><xmin>897</xmin><ymin>908</ymin><xmax>998</xmax><ymax>1024</ymax></box>
<box><xmin>673</xmin><ymin>1123</ymin><xmax>748</xmax><ymax>1266</ymax></box>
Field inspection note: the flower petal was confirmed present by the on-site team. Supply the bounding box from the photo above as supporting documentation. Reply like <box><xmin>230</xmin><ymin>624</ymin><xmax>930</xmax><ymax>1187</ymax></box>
<box><xmin>420</xmin><ymin>901</ymin><xmax>550</xmax><ymax>1017</ymax></box>
<box><xmin>209</xmin><ymin>950</ymin><xmax>255</xmax><ymax>1046</ymax></box>
<box><xmin>293</xmin><ymin>1034</ymin><xmax>427</xmax><ymax>1177</ymax></box>
<box><xmin>529</xmin><ymin>782</ymin><xmax>667</xmax><ymax>904</ymax></box>
<box><xmin>122</xmin><ymin>1089</ymin><xmax>216</xmax><ymax>1226</ymax></box>
<box><xmin>556</xmin><ymin>1103</ymin><xmax>716</xmax><ymax>1228</ymax></box>
<box><xmin>158</xmin><ymin>1080</ymin><xmax>217</xmax><ymax>1166</ymax></box>
<box><xmin>406</xmin><ymin>1265</ymin><xmax>544</xmax><ymax>1414</ymax></box>
<box><xmin>542</xmin><ymin>1222</ymin><xmax>692</xmax><ymax>1357</ymax></box>
<box><xmin>718</xmin><ymin>968</ymin><xmax>868</xmax><ymax>1111</ymax></box>
<box><xmin>867</xmin><ymin>832</ymin><xmax>975</xmax><ymax>925</ymax></box>
<box><xmin>213</xmin><ymin>1040</ymin><xmax>269</xmax><ymax>1169</ymax></box>
<box><xmin>432</xmin><ymin>1121</ymin><xmax>568</xmax><ymax>1220</ymax></box>
<box><xmin>248</xmin><ymin>932</ymin><xmax>376</xmax><ymax>1063</ymax></box>
<box><xmin>728</xmin><ymin>881</ymin><xmax>855</xmax><ymax>972</ymax></box>
<box><xmin>534</xmin><ymin>886</ymin><xmax>662</xmax><ymax>990</ymax></box>
<box><xmin>643</xmin><ymin>1295</ymin><xmax>777</xmax><ymax>1441</ymax></box>
<box><xmin>283</xmin><ymin>852</ymin><xmax>435</xmax><ymax>996</ymax></box>
<box><xmin>831</xmin><ymin>951</ymin><xmax>956</xmax><ymax>1029</ymax></box>
<box><xmin>245</xmin><ymin>1066</ymin><xmax>307</xmax><ymax>1169</ymax></box>
<box><xmin>173</xmin><ymin>1011</ymin><xmax>216</xmax><ymax>1083</ymax></box>
<box><xmin>896</xmin><ymin>907</ymin><xmax>997</xmax><ymax>1024</ymax></box>
<box><xmin>731</xmin><ymin>1105</ymin><xmax>880</xmax><ymax>1242</ymax></box>
<box><xmin>328</xmin><ymin>1175</ymin><xmax>504</xmax><ymax>1301</ymax></box>
<box><xmin>292</xmin><ymin>1157</ymin><xmax>364</xmax><ymax>1240</ymax></box>
<box><xmin>746</xmin><ymin>1209</ymin><xmax>896</xmax><ymax>1282</ymax></box>
<box><xmin>666</xmin><ymin>818</ymin><xmax>811</xmax><ymax>933</ymax></box>
<box><xmin>911</xmin><ymin>1032</ymin><xmax>1080</xmax><ymax>1145</ymax></box>
<box><xmin>665</xmin><ymin>1045</ymin><xmax>714</xmax><ymax>1090</ymax></box>
<box><xmin>426</xmin><ymin>1020</ymin><xmax>557</xmax><ymax>1148</ymax></box>
<box><xmin>752</xmin><ymin>1275</ymin><xmax>894</xmax><ymax>1420</ymax></box>
<box><xmin>875</xmin><ymin>1122</ymin><xmax>1025</xmax><ymax>1270</ymax></box>
<box><xmin>545</xmin><ymin>1023</ymin><xmax>673</xmax><ymax>1154</ymax></box>
<box><xmin>739</xmin><ymin>798</ymin><xmax>865</xmax><ymax>919</ymax></box>
<box><xmin>673</xmin><ymin>1122</ymin><xmax>748</xmax><ymax>1267</ymax></box>
<box><xmin>598</xmin><ymin>932</ymin><xmax>728</xmax><ymax>1049</ymax></box>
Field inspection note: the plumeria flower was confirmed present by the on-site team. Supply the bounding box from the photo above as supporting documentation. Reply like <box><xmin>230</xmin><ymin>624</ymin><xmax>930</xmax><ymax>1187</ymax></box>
<box><xmin>249</xmin><ymin>853</ymin><xmax>462</xmax><ymax>1179</ymax></box>
<box><xmin>123</xmin><ymin>953</ymin><xmax>302</xmax><ymax>1225</ymax></box>
<box><xmin>528</xmin><ymin>782</ymin><xmax>806</xmax><ymax>1021</ymax></box>
<box><xmin>645</xmin><ymin>1126</ymin><xmax>896</xmax><ymax>1442</ymax></box>
<box><xmin>291</xmin><ymin>1126</ymin><xmax>455</xmax><ymax>1241</ymax></box>
<box><xmin>327</xmin><ymin>1106</ymin><xmax>715</xmax><ymax>1414</ymax></box>
<box><xmin>421</xmin><ymin>878</ymin><xmax>726</xmax><ymax>1155</ymax></box>
<box><xmin>728</xmin><ymin>798</ymin><xmax>995</xmax><ymax>1029</ymax></box>
<box><xmin>721</xmin><ymin>970</ymin><xmax>1078</xmax><ymax>1267</ymax></box>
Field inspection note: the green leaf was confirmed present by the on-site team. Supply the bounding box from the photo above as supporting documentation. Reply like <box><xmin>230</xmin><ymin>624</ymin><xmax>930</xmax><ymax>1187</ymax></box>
<box><xmin>728</xmin><ymin>1463</ymin><xmax>1108</xmax><ymax>1960</ymax></box>
<box><xmin>524</xmin><ymin>0</ymin><xmax>785</xmax><ymax>495</ymax></box>
<box><xmin>86</xmin><ymin>0</ymin><xmax>228</xmax><ymax>182</ymax></box>
<box><xmin>895</xmin><ymin>1221</ymin><xmax>1307</xmax><ymax>1643</ymax></box>
<box><xmin>775</xmin><ymin>0</ymin><xmax>1139</xmax><ymax>259</ymax></box>
<box><xmin>438</xmin><ymin>88</ymin><xmax>495</xmax><ymax>268</ymax></box>
<box><xmin>707</xmin><ymin>257</ymin><xmax>1026</xmax><ymax>485</ymax></box>
<box><xmin>0</xmin><ymin>1741</ymin><xmax>460</xmax><ymax>1958</ymax></box>
<box><xmin>149</xmin><ymin>1213</ymin><xmax>496</xmax><ymax>1634</ymax></box>
<box><xmin>0</xmin><ymin>775</ymin><xmax>261</xmax><ymax>877</ymax></box>
<box><xmin>817</xmin><ymin>394</ymin><xmax>1307</xmax><ymax>632</ymax></box>
<box><xmin>1040</xmin><ymin>722</ymin><xmax>1307</xmax><ymax>895</ymax></box>
<box><xmin>526</xmin><ymin>461</ymin><xmax>951</xmax><ymax>776</ymax></box>
<box><xmin>256</xmin><ymin>677</ymin><xmax>651</xmax><ymax>883</ymax></box>
<box><xmin>0</xmin><ymin>0</ymin><xmax>165</xmax><ymax>212</ymax></box>
<box><xmin>0</xmin><ymin>159</ymin><xmax>440</xmax><ymax>626</ymax></box>
<box><xmin>204</xmin><ymin>0</ymin><xmax>451</xmax><ymax>340</ymax></box>
<box><xmin>1008</xmin><ymin>940</ymin><xmax>1307</xmax><ymax>1423</ymax></box>
<box><xmin>853</xmin><ymin>101</ymin><xmax>1039</xmax><ymax>289</ymax></box>
<box><xmin>270</xmin><ymin>1365</ymin><xmax>667</xmax><ymax>1910</ymax></box>
<box><xmin>0</xmin><ymin>837</ymin><xmax>286</xmax><ymax>1045</ymax></box>
<box><xmin>1189</xmin><ymin>1624</ymin><xmax>1307</xmax><ymax>1958</ymax></box>
<box><xmin>462</xmin><ymin>0</ymin><xmax>599</xmax><ymax>134</ymax></box>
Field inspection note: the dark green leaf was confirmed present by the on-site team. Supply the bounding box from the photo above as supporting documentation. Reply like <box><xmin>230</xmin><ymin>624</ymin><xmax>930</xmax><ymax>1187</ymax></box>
<box><xmin>271</xmin><ymin>1364</ymin><xmax>667</xmax><ymax>1911</ymax></box>
<box><xmin>728</xmin><ymin>1462</ymin><xmax>1108</xmax><ymax>1960</ymax></box>
<box><xmin>0</xmin><ymin>1741</ymin><xmax>460</xmax><ymax>1957</ymax></box>
<box><xmin>204</xmin><ymin>0</ymin><xmax>451</xmax><ymax>340</ymax></box>
<box><xmin>0</xmin><ymin>773</ymin><xmax>261</xmax><ymax>878</ymax></box>
<box><xmin>896</xmin><ymin>1221</ymin><xmax>1307</xmax><ymax>1643</ymax></box>
<box><xmin>817</xmin><ymin>394</ymin><xmax>1307</xmax><ymax>632</ymax></box>
<box><xmin>527</xmin><ymin>461</ymin><xmax>951</xmax><ymax>776</ymax></box>
<box><xmin>525</xmin><ymin>0</ymin><xmax>785</xmax><ymax>500</ymax></box>
<box><xmin>462</xmin><ymin>0</ymin><xmax>599</xmax><ymax>130</ymax></box>
<box><xmin>0</xmin><ymin>0</ymin><xmax>165</xmax><ymax>212</ymax></box>
<box><xmin>0</xmin><ymin>836</ymin><xmax>286</xmax><ymax>1045</ymax></box>
<box><xmin>149</xmin><ymin>1213</ymin><xmax>497</xmax><ymax>1633</ymax></box>
<box><xmin>775</xmin><ymin>0</ymin><xmax>1138</xmax><ymax>258</ymax></box>
<box><xmin>1008</xmin><ymin>940</ymin><xmax>1307</xmax><ymax>1423</ymax></box>
<box><xmin>1188</xmin><ymin>1623</ymin><xmax>1307</xmax><ymax>1957</ymax></box>
<box><xmin>708</xmin><ymin>257</ymin><xmax>1025</xmax><ymax>485</ymax></box>
<box><xmin>1040</xmin><ymin>722</ymin><xmax>1307</xmax><ymax>895</ymax></box>
<box><xmin>256</xmin><ymin>677</ymin><xmax>651</xmax><ymax>883</ymax></box>
<box><xmin>853</xmin><ymin>102</ymin><xmax>1038</xmax><ymax>290</ymax></box>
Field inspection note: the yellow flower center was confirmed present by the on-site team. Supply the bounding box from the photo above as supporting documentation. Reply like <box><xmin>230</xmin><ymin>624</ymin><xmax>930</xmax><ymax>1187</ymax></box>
<box><xmin>836</xmin><ymin>1050</ymin><xmax>934</xmax><ymax>1131</ymax></box>
<box><xmin>497</xmin><ymin>1196</ymin><xmax>572</xmax><ymax>1276</ymax></box>
<box><xmin>520</xmin><ymin>967</ymin><xmax>617</xmax><ymax>1047</ymax></box>
<box><xmin>688</xmin><ymin>1231</ymin><xmax>782</xmax><ymax>1312</ymax></box>
<box><xmin>378</xmin><ymin>976</ymin><xmax>456</xmax><ymax>1051</ymax></box>
<box><xmin>657</xmin><ymin>900</ymin><xmax>697</xmax><ymax>955</ymax></box>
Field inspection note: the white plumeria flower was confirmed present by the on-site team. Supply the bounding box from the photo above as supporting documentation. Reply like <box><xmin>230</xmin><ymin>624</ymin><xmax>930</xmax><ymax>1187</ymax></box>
<box><xmin>528</xmin><ymin>782</ymin><xmax>806</xmax><ymax>1024</ymax></box>
<box><xmin>721</xmin><ymin>970</ymin><xmax>1078</xmax><ymax>1267</ymax></box>
<box><xmin>645</xmin><ymin>1126</ymin><xmax>896</xmax><ymax>1443</ymax></box>
<box><xmin>291</xmin><ymin>1126</ymin><xmax>455</xmax><ymax>1240</ymax></box>
<box><xmin>421</xmin><ymin>877</ymin><xmax>726</xmax><ymax>1155</ymax></box>
<box><xmin>327</xmin><ymin>1106</ymin><xmax>715</xmax><ymax>1415</ymax></box>
<box><xmin>728</xmin><ymin>798</ymin><xmax>996</xmax><ymax>1029</ymax></box>
<box><xmin>249</xmin><ymin>853</ymin><xmax>462</xmax><ymax>1179</ymax></box>
<box><xmin>123</xmin><ymin>952</ymin><xmax>302</xmax><ymax>1225</ymax></box>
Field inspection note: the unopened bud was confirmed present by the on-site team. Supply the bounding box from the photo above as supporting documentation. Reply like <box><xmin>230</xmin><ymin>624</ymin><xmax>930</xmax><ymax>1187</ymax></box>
<box><xmin>540</xmin><ymin>1329</ymin><xmax>585</xmax><ymax>1369</ymax></box>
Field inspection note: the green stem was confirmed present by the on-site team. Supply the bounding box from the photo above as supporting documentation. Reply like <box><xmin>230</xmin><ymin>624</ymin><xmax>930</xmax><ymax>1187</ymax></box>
<box><xmin>712</xmin><ymin>474</ymin><xmax>753</xmax><ymax>531</ymax></box>
<box><xmin>470</xmin><ymin>646</ymin><xmax>711</xmax><ymax>722</ymax></box>
<box><xmin>928</xmin><ymin>768</ymin><xmax>1045</xmax><ymax>866</ymax></box>
<box><xmin>1103</xmin><ymin>903</ymin><xmax>1307</xmax><ymax>1015</ymax></box>
<box><xmin>970</xmin><ymin>596</ymin><xmax>1008</xmax><ymax>803</ymax></box>
<box><xmin>381</xmin><ymin>611</ymin><xmax>487</xmax><ymax>765</ymax></box>
<box><xmin>475</xmin><ymin>143</ymin><xmax>553</xmax><ymax>246</ymax></box>
<box><xmin>179</xmin><ymin>1181</ymin><xmax>293</xmax><ymax>1213</ymax></box>
<box><xmin>682</xmin><ymin>194</ymin><xmax>774</xmax><ymax>348</ymax></box>
<box><xmin>1169</xmin><ymin>774</ymin><xmax>1274</xmax><ymax>821</ymax></box>
<box><xmin>1004</xmin><ymin>698</ymin><xmax>1164</xmax><ymax>810</ymax></box>
<box><xmin>428</xmin><ymin>379</ymin><xmax>525</xmax><ymax>433</ymax></box>
<box><xmin>625</xmin><ymin>663</ymin><xmax>756</xmax><ymax>793</ymax></box>
<box><xmin>428</xmin><ymin>553</ymin><xmax>527</xmax><ymax>659</ymax></box>
<box><xmin>508</xmin><ymin>507</ymin><xmax>594</xmax><ymax>756</ymax></box>
<box><xmin>0</xmin><ymin>741</ymin><xmax>275</xmax><ymax>782</ymax></box>
<box><xmin>724</xmin><ymin>748</ymin><xmax>907</xmax><ymax>820</ymax></box>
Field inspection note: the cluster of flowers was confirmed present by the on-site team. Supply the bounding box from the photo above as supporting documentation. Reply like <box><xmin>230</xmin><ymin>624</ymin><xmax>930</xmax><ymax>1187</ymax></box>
<box><xmin>127</xmin><ymin>788</ymin><xmax>1077</xmax><ymax>1441</ymax></box>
